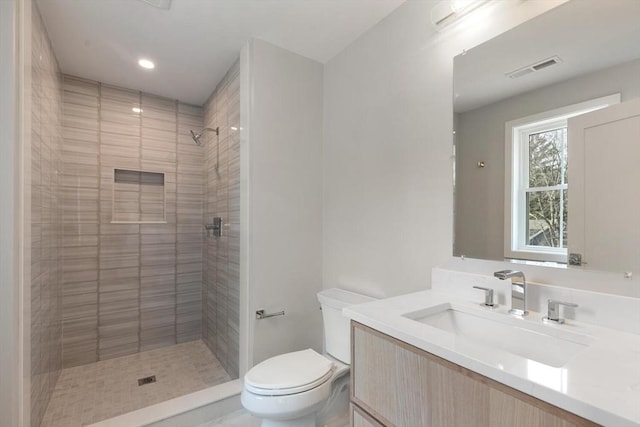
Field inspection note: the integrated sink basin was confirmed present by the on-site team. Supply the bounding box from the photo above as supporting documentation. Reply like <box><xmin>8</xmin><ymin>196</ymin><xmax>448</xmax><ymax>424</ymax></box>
<box><xmin>403</xmin><ymin>303</ymin><xmax>593</xmax><ymax>367</ymax></box>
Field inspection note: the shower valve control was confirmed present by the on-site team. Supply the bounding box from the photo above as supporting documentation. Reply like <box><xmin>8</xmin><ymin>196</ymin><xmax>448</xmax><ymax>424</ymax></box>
<box><xmin>205</xmin><ymin>217</ymin><xmax>223</xmax><ymax>237</ymax></box>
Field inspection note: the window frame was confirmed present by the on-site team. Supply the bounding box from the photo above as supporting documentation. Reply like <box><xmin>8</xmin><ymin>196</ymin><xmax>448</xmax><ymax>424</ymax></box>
<box><xmin>504</xmin><ymin>94</ymin><xmax>620</xmax><ymax>263</ymax></box>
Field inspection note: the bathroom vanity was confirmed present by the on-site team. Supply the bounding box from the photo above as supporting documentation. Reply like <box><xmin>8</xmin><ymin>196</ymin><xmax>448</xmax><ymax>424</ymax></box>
<box><xmin>345</xmin><ymin>270</ymin><xmax>640</xmax><ymax>427</ymax></box>
<box><xmin>350</xmin><ymin>322</ymin><xmax>596</xmax><ymax>427</ymax></box>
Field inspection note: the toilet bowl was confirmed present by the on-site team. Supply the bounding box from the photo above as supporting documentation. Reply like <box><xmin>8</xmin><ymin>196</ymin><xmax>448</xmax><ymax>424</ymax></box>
<box><xmin>241</xmin><ymin>288</ymin><xmax>375</xmax><ymax>427</ymax></box>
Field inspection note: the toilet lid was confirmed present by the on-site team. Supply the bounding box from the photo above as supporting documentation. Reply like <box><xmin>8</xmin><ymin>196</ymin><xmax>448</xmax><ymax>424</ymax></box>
<box><xmin>244</xmin><ymin>349</ymin><xmax>334</xmax><ymax>396</ymax></box>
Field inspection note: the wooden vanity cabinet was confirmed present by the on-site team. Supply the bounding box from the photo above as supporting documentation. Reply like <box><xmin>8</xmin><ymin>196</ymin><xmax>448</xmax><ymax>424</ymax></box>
<box><xmin>350</xmin><ymin>321</ymin><xmax>599</xmax><ymax>427</ymax></box>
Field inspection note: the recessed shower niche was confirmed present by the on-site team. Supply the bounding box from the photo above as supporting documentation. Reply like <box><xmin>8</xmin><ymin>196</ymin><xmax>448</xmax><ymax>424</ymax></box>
<box><xmin>112</xmin><ymin>168</ymin><xmax>166</xmax><ymax>223</ymax></box>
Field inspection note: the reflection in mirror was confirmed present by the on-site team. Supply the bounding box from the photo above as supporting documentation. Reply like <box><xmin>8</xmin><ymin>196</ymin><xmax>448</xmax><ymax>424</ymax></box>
<box><xmin>453</xmin><ymin>0</ymin><xmax>640</xmax><ymax>274</ymax></box>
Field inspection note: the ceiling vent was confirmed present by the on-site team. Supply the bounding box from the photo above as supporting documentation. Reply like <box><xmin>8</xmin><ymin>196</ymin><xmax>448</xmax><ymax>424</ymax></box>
<box><xmin>506</xmin><ymin>56</ymin><xmax>562</xmax><ymax>79</ymax></box>
<box><xmin>137</xmin><ymin>0</ymin><xmax>172</xmax><ymax>10</ymax></box>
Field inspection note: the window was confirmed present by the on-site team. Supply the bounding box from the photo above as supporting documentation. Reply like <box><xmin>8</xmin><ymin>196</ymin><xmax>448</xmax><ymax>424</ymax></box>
<box><xmin>504</xmin><ymin>95</ymin><xmax>620</xmax><ymax>262</ymax></box>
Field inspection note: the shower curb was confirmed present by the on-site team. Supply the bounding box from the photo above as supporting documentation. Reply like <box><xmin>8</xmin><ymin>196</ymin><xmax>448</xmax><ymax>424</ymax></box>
<box><xmin>87</xmin><ymin>379</ymin><xmax>243</xmax><ymax>427</ymax></box>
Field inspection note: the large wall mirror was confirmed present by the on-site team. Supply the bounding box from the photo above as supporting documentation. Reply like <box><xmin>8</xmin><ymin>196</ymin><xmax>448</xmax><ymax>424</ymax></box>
<box><xmin>453</xmin><ymin>0</ymin><xmax>640</xmax><ymax>274</ymax></box>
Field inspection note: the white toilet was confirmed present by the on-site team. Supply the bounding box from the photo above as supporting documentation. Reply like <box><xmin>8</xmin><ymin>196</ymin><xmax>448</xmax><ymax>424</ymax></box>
<box><xmin>241</xmin><ymin>288</ymin><xmax>375</xmax><ymax>427</ymax></box>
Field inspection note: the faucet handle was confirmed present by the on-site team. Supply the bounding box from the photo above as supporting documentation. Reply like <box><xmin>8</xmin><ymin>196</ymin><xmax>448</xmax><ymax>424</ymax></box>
<box><xmin>473</xmin><ymin>286</ymin><xmax>497</xmax><ymax>308</ymax></box>
<box><xmin>543</xmin><ymin>300</ymin><xmax>579</xmax><ymax>324</ymax></box>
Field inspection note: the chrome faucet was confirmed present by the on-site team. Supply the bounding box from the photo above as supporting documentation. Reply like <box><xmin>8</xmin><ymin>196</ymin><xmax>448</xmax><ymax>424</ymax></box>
<box><xmin>543</xmin><ymin>300</ymin><xmax>578</xmax><ymax>324</ymax></box>
<box><xmin>494</xmin><ymin>270</ymin><xmax>528</xmax><ymax>317</ymax></box>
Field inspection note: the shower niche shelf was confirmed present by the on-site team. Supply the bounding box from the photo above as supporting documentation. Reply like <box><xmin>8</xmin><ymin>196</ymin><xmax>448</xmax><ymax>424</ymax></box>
<box><xmin>111</xmin><ymin>168</ymin><xmax>167</xmax><ymax>224</ymax></box>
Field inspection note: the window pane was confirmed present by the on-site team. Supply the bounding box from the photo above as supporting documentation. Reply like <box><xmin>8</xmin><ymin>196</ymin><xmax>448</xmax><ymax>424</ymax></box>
<box><xmin>529</xmin><ymin>128</ymin><xmax>567</xmax><ymax>187</ymax></box>
<box><xmin>526</xmin><ymin>189</ymin><xmax>563</xmax><ymax>248</ymax></box>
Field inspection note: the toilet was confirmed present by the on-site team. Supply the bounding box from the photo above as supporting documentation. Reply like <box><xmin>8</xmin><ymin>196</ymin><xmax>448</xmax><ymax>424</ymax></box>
<box><xmin>241</xmin><ymin>288</ymin><xmax>375</xmax><ymax>427</ymax></box>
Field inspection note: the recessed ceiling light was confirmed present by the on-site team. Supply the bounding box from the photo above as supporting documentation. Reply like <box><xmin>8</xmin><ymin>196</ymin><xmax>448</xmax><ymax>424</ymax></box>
<box><xmin>138</xmin><ymin>58</ymin><xmax>155</xmax><ymax>69</ymax></box>
<box><xmin>132</xmin><ymin>107</ymin><xmax>143</xmax><ymax>113</ymax></box>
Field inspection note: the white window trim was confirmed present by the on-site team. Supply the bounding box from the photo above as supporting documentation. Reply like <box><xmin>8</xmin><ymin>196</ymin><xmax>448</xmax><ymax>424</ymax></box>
<box><xmin>504</xmin><ymin>94</ymin><xmax>620</xmax><ymax>263</ymax></box>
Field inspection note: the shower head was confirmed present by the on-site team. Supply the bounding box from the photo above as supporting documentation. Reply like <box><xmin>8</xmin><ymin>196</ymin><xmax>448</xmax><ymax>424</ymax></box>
<box><xmin>189</xmin><ymin>127</ymin><xmax>219</xmax><ymax>146</ymax></box>
<box><xmin>190</xmin><ymin>130</ymin><xmax>202</xmax><ymax>145</ymax></box>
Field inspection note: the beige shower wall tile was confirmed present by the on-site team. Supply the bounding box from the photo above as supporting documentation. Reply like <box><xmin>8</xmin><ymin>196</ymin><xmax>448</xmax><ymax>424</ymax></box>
<box><xmin>98</xmin><ymin>342</ymin><xmax>139</xmax><ymax>360</ymax></box>
<box><xmin>100</xmin><ymin>131</ymin><xmax>140</xmax><ymax>149</ymax></box>
<box><xmin>142</xmin><ymin>126</ymin><xmax>176</xmax><ymax>142</ymax></box>
<box><xmin>141</xmin><ymin>273</ymin><xmax>175</xmax><ymax>291</ymax></box>
<box><xmin>178</xmin><ymin>103</ymin><xmax>203</xmax><ymax>116</ymax></box>
<box><xmin>101</xmin><ymin>84</ymin><xmax>139</xmax><ymax>104</ymax></box>
<box><xmin>99</xmin><ymin>290</ymin><xmax>139</xmax><ymax>314</ymax></box>
<box><xmin>63</xmin><ymin>76</ymin><xmax>99</xmax><ymax>97</ymax></box>
<box><xmin>177</xmin><ymin>272</ymin><xmax>202</xmax><ymax>287</ymax></box>
<box><xmin>100</xmin><ymin>254</ymin><xmax>140</xmax><ymax>270</ymax></box>
<box><xmin>63</xmin><ymin>141</ymin><xmax>98</xmax><ymax>159</ymax></box>
<box><xmin>140</xmin><ymin>335</ymin><xmax>176</xmax><ymax>352</ymax></box>
<box><xmin>63</xmin><ymin>113</ymin><xmax>99</xmax><ymax>131</ymax></box>
<box><xmin>63</xmin><ymin>90</ymin><xmax>99</xmax><ymax>108</ymax></box>
<box><xmin>63</xmin><ymin>102</ymin><xmax>98</xmax><ymax>121</ymax></box>
<box><xmin>142</xmin><ymin>115</ymin><xmax>176</xmax><ymax>132</ymax></box>
<box><xmin>63</xmin><ymin>268</ymin><xmax>98</xmax><ymax>284</ymax></box>
<box><xmin>141</xmin><ymin>306</ymin><xmax>175</xmax><ymax>329</ymax></box>
<box><xmin>141</xmin><ymin>93</ymin><xmax>175</xmax><ymax>110</ymax></box>
<box><xmin>63</xmin><ymin>280</ymin><xmax>98</xmax><ymax>296</ymax></box>
<box><xmin>141</xmin><ymin>290</ymin><xmax>176</xmax><ymax>311</ymax></box>
<box><xmin>177</xmin><ymin>262</ymin><xmax>201</xmax><ymax>275</ymax></box>
<box><xmin>100</xmin><ymin>143</ymin><xmax>140</xmax><ymax>159</ymax></box>
<box><xmin>141</xmin><ymin>263</ymin><xmax>175</xmax><ymax>277</ymax></box>
<box><xmin>142</xmin><ymin>138</ymin><xmax>176</xmax><ymax>153</ymax></box>
<box><xmin>63</xmin><ymin>317</ymin><xmax>97</xmax><ymax>346</ymax></box>
<box><xmin>63</xmin><ymin>257</ymin><xmax>97</xmax><ymax>274</ymax></box>
<box><xmin>63</xmin><ymin>162</ymin><xmax>99</xmax><ymax>179</ymax></box>
<box><xmin>62</xmin><ymin>292</ymin><xmax>97</xmax><ymax>320</ymax></box>
<box><xmin>142</xmin><ymin>147</ymin><xmax>176</xmax><ymax>163</ymax></box>
<box><xmin>101</xmin><ymin>120</ymin><xmax>140</xmax><ymax>137</ymax></box>
<box><xmin>63</xmin><ymin>245</ymin><xmax>98</xmax><ymax>259</ymax></box>
<box><xmin>99</xmin><ymin>277</ymin><xmax>140</xmax><ymax>293</ymax></box>
<box><xmin>99</xmin><ymin>223</ymin><xmax>139</xmax><ymax>235</ymax></box>
<box><xmin>141</xmin><ymin>243</ymin><xmax>175</xmax><ymax>266</ymax></box>
<box><xmin>101</xmin><ymin>96</ymin><xmax>139</xmax><ymax>114</ymax></box>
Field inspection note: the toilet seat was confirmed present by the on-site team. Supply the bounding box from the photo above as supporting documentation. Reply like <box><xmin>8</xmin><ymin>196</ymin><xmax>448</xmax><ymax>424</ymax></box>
<box><xmin>244</xmin><ymin>349</ymin><xmax>334</xmax><ymax>396</ymax></box>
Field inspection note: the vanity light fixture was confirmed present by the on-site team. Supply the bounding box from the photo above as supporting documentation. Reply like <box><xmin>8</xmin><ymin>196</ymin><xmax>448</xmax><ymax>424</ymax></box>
<box><xmin>431</xmin><ymin>0</ymin><xmax>489</xmax><ymax>28</ymax></box>
<box><xmin>138</xmin><ymin>58</ymin><xmax>155</xmax><ymax>69</ymax></box>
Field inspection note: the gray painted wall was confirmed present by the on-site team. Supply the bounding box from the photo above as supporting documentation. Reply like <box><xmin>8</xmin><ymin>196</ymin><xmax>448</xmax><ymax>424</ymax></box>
<box><xmin>248</xmin><ymin>39</ymin><xmax>324</xmax><ymax>365</ymax></box>
<box><xmin>0</xmin><ymin>0</ymin><xmax>20</xmax><ymax>425</ymax></box>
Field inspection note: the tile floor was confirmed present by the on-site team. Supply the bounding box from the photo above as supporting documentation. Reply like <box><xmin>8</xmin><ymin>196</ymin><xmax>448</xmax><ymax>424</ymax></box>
<box><xmin>41</xmin><ymin>340</ymin><xmax>232</xmax><ymax>427</ymax></box>
<box><xmin>200</xmin><ymin>408</ymin><xmax>350</xmax><ymax>427</ymax></box>
<box><xmin>199</xmin><ymin>409</ymin><xmax>261</xmax><ymax>427</ymax></box>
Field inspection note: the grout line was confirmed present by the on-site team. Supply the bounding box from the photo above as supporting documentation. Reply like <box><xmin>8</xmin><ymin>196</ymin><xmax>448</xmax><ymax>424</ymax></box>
<box><xmin>138</xmin><ymin>90</ymin><xmax>142</xmax><ymax>353</ymax></box>
<box><xmin>175</xmin><ymin>100</ymin><xmax>179</xmax><ymax>344</ymax></box>
<box><xmin>97</xmin><ymin>81</ymin><xmax>103</xmax><ymax>362</ymax></box>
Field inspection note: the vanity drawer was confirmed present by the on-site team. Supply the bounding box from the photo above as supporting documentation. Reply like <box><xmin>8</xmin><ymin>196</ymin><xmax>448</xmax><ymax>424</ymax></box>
<box><xmin>350</xmin><ymin>321</ymin><xmax>599</xmax><ymax>427</ymax></box>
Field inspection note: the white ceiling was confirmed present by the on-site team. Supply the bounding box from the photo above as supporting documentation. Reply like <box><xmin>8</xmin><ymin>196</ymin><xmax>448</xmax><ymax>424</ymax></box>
<box><xmin>454</xmin><ymin>0</ymin><xmax>640</xmax><ymax>113</ymax></box>
<box><xmin>37</xmin><ymin>0</ymin><xmax>406</xmax><ymax>105</ymax></box>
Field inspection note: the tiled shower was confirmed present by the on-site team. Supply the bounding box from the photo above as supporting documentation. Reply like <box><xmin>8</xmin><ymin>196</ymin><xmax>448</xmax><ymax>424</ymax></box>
<box><xmin>60</xmin><ymin>75</ymin><xmax>208</xmax><ymax>365</ymax></box>
<box><xmin>30</xmin><ymin>2</ymin><xmax>241</xmax><ymax>425</ymax></box>
<box><xmin>202</xmin><ymin>60</ymin><xmax>241</xmax><ymax>379</ymax></box>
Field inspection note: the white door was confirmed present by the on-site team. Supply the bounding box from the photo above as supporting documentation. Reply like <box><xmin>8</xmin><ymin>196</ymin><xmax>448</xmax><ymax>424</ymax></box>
<box><xmin>568</xmin><ymin>99</ymin><xmax>640</xmax><ymax>272</ymax></box>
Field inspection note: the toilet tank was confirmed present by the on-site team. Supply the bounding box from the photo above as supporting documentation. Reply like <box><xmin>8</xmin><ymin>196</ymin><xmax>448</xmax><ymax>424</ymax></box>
<box><xmin>317</xmin><ymin>288</ymin><xmax>376</xmax><ymax>364</ymax></box>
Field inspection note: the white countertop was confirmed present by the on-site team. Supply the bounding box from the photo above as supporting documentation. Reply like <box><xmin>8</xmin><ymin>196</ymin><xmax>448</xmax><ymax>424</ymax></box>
<box><xmin>344</xmin><ymin>289</ymin><xmax>640</xmax><ymax>427</ymax></box>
